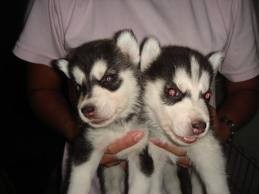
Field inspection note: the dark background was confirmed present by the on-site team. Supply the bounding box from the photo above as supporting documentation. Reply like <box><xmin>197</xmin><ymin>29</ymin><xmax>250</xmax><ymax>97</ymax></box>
<box><xmin>1</xmin><ymin>1</ymin><xmax>259</xmax><ymax>194</ymax></box>
<box><xmin>2</xmin><ymin>1</ymin><xmax>65</xmax><ymax>193</ymax></box>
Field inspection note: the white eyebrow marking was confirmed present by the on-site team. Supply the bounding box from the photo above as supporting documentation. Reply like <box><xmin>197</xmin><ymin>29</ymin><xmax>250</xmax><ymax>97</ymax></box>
<box><xmin>190</xmin><ymin>56</ymin><xmax>200</xmax><ymax>83</ymax></box>
<box><xmin>173</xmin><ymin>59</ymin><xmax>211</xmax><ymax>100</ymax></box>
<box><xmin>190</xmin><ymin>56</ymin><xmax>211</xmax><ymax>93</ymax></box>
<box><xmin>90</xmin><ymin>59</ymin><xmax>108</xmax><ymax>80</ymax></box>
<box><xmin>72</xmin><ymin>66</ymin><xmax>86</xmax><ymax>84</ymax></box>
<box><xmin>199</xmin><ymin>71</ymin><xmax>210</xmax><ymax>93</ymax></box>
<box><xmin>173</xmin><ymin>68</ymin><xmax>191</xmax><ymax>93</ymax></box>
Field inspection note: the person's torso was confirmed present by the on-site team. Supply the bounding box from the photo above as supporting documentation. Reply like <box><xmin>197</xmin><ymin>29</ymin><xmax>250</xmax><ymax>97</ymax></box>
<box><xmin>59</xmin><ymin>0</ymin><xmax>230</xmax><ymax>56</ymax></box>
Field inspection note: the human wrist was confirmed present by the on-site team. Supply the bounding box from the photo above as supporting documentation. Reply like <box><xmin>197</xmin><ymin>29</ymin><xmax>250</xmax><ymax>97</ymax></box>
<box><xmin>219</xmin><ymin>115</ymin><xmax>238</xmax><ymax>143</ymax></box>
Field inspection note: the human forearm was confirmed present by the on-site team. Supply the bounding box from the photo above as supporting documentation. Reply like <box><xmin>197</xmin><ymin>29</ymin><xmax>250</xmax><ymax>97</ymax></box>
<box><xmin>26</xmin><ymin>63</ymin><xmax>80</xmax><ymax>142</ymax></box>
<box><xmin>215</xmin><ymin>75</ymin><xmax>259</xmax><ymax>142</ymax></box>
<box><xmin>217</xmin><ymin>75</ymin><xmax>259</xmax><ymax>126</ymax></box>
<box><xmin>28</xmin><ymin>89</ymin><xmax>79</xmax><ymax>141</ymax></box>
<box><xmin>217</xmin><ymin>89</ymin><xmax>259</xmax><ymax>126</ymax></box>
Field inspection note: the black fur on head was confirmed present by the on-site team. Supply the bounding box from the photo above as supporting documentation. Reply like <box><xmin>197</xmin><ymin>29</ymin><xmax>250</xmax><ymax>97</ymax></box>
<box><xmin>52</xmin><ymin>29</ymin><xmax>140</xmax><ymax>85</ymax></box>
<box><xmin>140</xmin><ymin>36</ymin><xmax>223</xmax><ymax>86</ymax></box>
<box><xmin>144</xmin><ymin>46</ymin><xmax>215</xmax><ymax>84</ymax></box>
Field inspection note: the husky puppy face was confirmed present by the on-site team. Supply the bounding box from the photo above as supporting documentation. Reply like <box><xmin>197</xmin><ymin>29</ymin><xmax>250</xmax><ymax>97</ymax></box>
<box><xmin>141</xmin><ymin>38</ymin><xmax>223</xmax><ymax>146</ymax></box>
<box><xmin>54</xmin><ymin>30</ymin><xmax>140</xmax><ymax>128</ymax></box>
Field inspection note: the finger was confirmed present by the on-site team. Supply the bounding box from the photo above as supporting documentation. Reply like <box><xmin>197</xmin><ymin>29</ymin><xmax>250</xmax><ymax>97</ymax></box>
<box><xmin>100</xmin><ymin>154</ymin><xmax>119</xmax><ymax>165</ymax></box>
<box><xmin>105</xmin><ymin>130</ymin><xmax>144</xmax><ymax>155</ymax></box>
<box><xmin>177</xmin><ymin>156</ymin><xmax>192</xmax><ymax>168</ymax></box>
<box><xmin>150</xmin><ymin>138</ymin><xmax>186</xmax><ymax>156</ymax></box>
<box><xmin>101</xmin><ymin>161</ymin><xmax>122</xmax><ymax>168</ymax></box>
<box><xmin>102</xmin><ymin>161</ymin><xmax>127</xmax><ymax>168</ymax></box>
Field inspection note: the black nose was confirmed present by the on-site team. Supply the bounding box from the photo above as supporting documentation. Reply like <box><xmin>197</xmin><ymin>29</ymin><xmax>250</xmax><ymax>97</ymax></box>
<box><xmin>81</xmin><ymin>105</ymin><xmax>95</xmax><ymax>118</ymax></box>
<box><xmin>192</xmin><ymin>120</ymin><xmax>206</xmax><ymax>135</ymax></box>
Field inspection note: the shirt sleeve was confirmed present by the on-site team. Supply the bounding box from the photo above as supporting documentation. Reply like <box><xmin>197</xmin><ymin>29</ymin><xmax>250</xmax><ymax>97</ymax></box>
<box><xmin>13</xmin><ymin>0</ymin><xmax>68</xmax><ymax>66</ymax></box>
<box><xmin>220</xmin><ymin>0</ymin><xmax>259</xmax><ymax>82</ymax></box>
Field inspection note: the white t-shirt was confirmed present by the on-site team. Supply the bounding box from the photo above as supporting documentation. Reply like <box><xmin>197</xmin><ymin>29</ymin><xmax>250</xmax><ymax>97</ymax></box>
<box><xmin>13</xmin><ymin>0</ymin><xmax>259</xmax><ymax>193</ymax></box>
<box><xmin>14</xmin><ymin>0</ymin><xmax>259</xmax><ymax>82</ymax></box>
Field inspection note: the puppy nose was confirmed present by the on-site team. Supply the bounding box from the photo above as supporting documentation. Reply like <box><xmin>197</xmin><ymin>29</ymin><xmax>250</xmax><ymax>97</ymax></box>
<box><xmin>81</xmin><ymin>105</ymin><xmax>96</xmax><ymax>118</ymax></box>
<box><xmin>191</xmin><ymin>120</ymin><xmax>206</xmax><ymax>135</ymax></box>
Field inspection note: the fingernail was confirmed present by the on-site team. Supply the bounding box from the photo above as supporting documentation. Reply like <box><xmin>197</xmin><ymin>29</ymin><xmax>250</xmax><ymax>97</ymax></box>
<box><xmin>133</xmin><ymin>131</ymin><xmax>144</xmax><ymax>142</ymax></box>
<box><xmin>150</xmin><ymin>138</ymin><xmax>162</xmax><ymax>145</ymax></box>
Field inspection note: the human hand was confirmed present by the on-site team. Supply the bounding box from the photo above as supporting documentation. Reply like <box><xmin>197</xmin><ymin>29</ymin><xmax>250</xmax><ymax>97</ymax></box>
<box><xmin>100</xmin><ymin>130</ymin><xmax>144</xmax><ymax>167</ymax></box>
<box><xmin>150</xmin><ymin>139</ymin><xmax>191</xmax><ymax>168</ymax></box>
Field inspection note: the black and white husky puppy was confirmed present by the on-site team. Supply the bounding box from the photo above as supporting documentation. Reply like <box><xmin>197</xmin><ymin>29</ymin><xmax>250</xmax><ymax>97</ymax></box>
<box><xmin>53</xmin><ymin>30</ymin><xmax>152</xmax><ymax>194</ymax></box>
<box><xmin>140</xmin><ymin>37</ymin><xmax>230</xmax><ymax>194</ymax></box>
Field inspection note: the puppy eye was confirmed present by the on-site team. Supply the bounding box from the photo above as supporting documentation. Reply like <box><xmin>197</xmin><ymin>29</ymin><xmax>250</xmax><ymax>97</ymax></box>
<box><xmin>102</xmin><ymin>74</ymin><xmax>117</xmax><ymax>83</ymax></box>
<box><xmin>166</xmin><ymin>87</ymin><xmax>184</xmax><ymax>100</ymax></box>
<box><xmin>203</xmin><ymin>90</ymin><xmax>212</xmax><ymax>101</ymax></box>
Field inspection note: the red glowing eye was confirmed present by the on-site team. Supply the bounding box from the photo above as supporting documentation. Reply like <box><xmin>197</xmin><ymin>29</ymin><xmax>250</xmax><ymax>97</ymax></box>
<box><xmin>165</xmin><ymin>85</ymin><xmax>184</xmax><ymax>101</ymax></box>
<box><xmin>168</xmin><ymin>88</ymin><xmax>177</xmax><ymax>96</ymax></box>
<box><xmin>167</xmin><ymin>88</ymin><xmax>183</xmax><ymax>98</ymax></box>
<box><xmin>203</xmin><ymin>90</ymin><xmax>212</xmax><ymax>100</ymax></box>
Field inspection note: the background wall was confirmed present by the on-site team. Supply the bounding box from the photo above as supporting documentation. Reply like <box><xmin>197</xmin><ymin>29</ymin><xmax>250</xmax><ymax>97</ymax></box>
<box><xmin>1</xmin><ymin>1</ymin><xmax>259</xmax><ymax>194</ymax></box>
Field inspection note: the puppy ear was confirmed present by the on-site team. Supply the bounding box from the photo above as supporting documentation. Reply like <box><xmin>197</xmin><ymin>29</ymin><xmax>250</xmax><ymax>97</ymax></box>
<box><xmin>52</xmin><ymin>59</ymin><xmax>70</xmax><ymax>78</ymax></box>
<box><xmin>140</xmin><ymin>37</ymin><xmax>161</xmax><ymax>72</ymax></box>
<box><xmin>207</xmin><ymin>51</ymin><xmax>224</xmax><ymax>73</ymax></box>
<box><xmin>115</xmin><ymin>29</ymin><xmax>140</xmax><ymax>65</ymax></box>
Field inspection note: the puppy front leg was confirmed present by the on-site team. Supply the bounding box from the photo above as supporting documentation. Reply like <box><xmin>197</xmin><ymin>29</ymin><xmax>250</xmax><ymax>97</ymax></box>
<box><xmin>67</xmin><ymin>151</ymin><xmax>103</xmax><ymax>194</ymax></box>
<box><xmin>163</xmin><ymin>163</ymin><xmax>182</xmax><ymax>194</ymax></box>
<box><xmin>190</xmin><ymin>170</ymin><xmax>204</xmax><ymax>194</ymax></box>
<box><xmin>188</xmin><ymin>133</ymin><xmax>230</xmax><ymax>194</ymax></box>
<box><xmin>102</xmin><ymin>165</ymin><xmax>125</xmax><ymax>194</ymax></box>
<box><xmin>148</xmin><ymin>142</ymin><xmax>180</xmax><ymax>194</ymax></box>
<box><xmin>148</xmin><ymin>144</ymin><xmax>168</xmax><ymax>194</ymax></box>
<box><xmin>127</xmin><ymin>151</ymin><xmax>152</xmax><ymax>194</ymax></box>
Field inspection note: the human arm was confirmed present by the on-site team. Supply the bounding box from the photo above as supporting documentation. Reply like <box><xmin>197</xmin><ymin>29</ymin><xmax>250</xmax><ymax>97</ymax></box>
<box><xmin>26</xmin><ymin>63</ymin><xmax>80</xmax><ymax>141</ymax></box>
<box><xmin>213</xmin><ymin>75</ymin><xmax>259</xmax><ymax>143</ymax></box>
<box><xmin>212</xmin><ymin>0</ymin><xmax>259</xmax><ymax>142</ymax></box>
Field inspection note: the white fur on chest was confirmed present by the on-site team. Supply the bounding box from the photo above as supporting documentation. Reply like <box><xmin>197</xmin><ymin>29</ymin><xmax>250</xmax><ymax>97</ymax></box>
<box><xmin>86</xmin><ymin>121</ymin><xmax>135</xmax><ymax>150</ymax></box>
<box><xmin>84</xmin><ymin>119</ymin><xmax>148</xmax><ymax>155</ymax></box>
